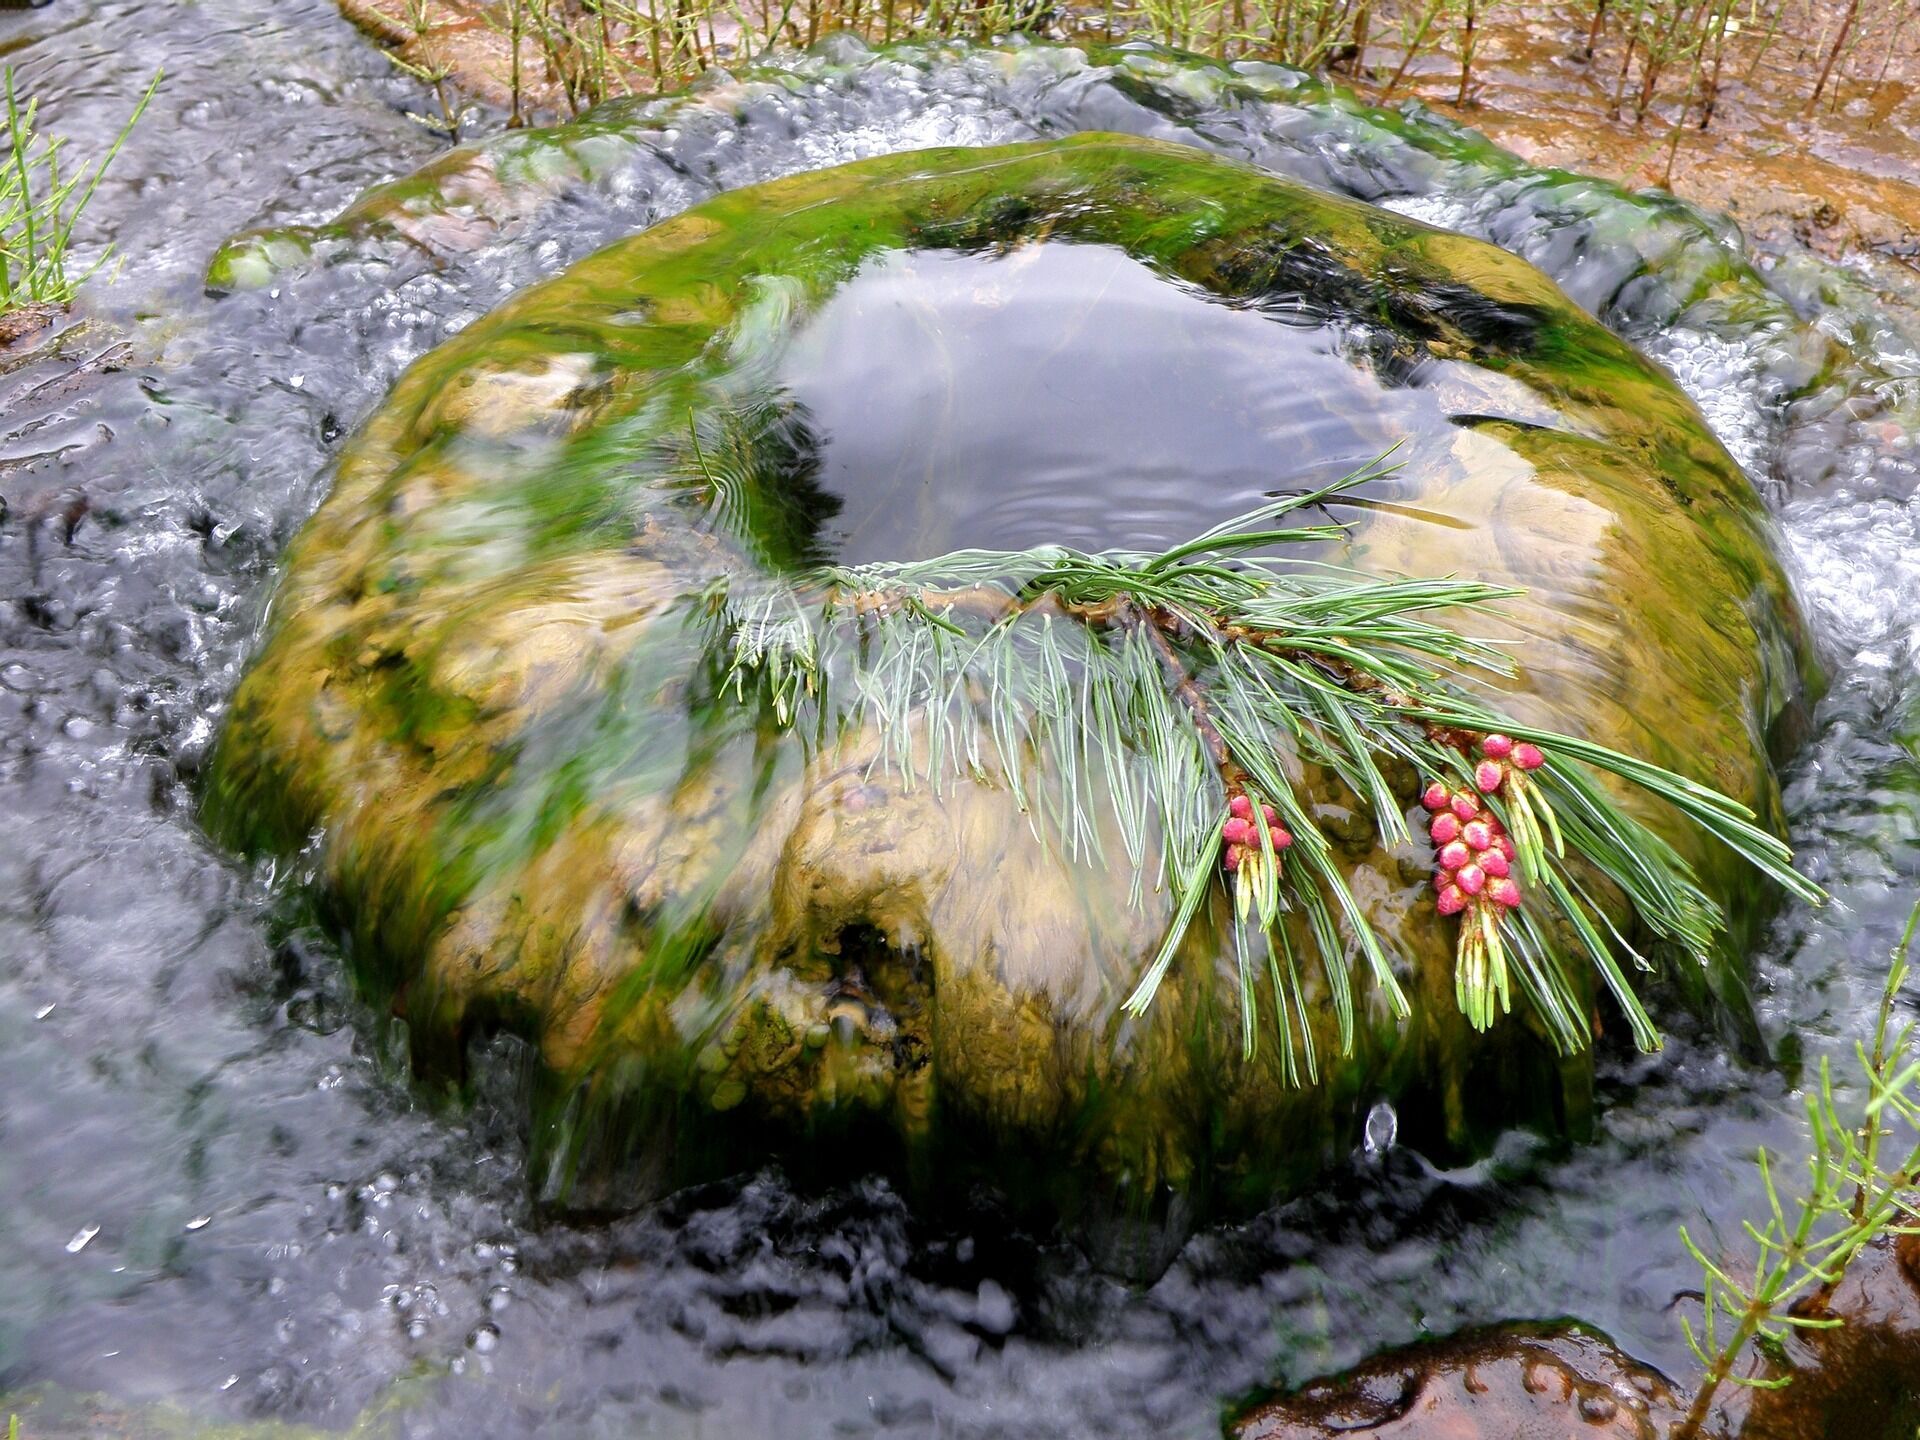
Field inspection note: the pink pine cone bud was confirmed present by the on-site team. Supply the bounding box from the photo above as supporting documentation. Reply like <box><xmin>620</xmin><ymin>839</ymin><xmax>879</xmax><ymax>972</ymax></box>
<box><xmin>1481</xmin><ymin>734</ymin><xmax>1514</xmax><ymax>759</ymax></box>
<box><xmin>1480</xmin><ymin>849</ymin><xmax>1510</xmax><ymax>879</ymax></box>
<box><xmin>1229</xmin><ymin>795</ymin><xmax>1253</xmax><ymax>821</ymax></box>
<box><xmin>1456</xmin><ymin>862</ymin><xmax>1487</xmax><ymax>896</ymax></box>
<box><xmin>1224</xmin><ymin>845</ymin><xmax>1242</xmax><ymax>872</ymax></box>
<box><xmin>1433</xmin><ymin>870</ymin><xmax>1455</xmax><ymax>893</ymax></box>
<box><xmin>1488</xmin><ymin>877</ymin><xmax>1523</xmax><ymax>908</ymax></box>
<box><xmin>1260</xmin><ymin>803</ymin><xmax>1278</xmax><ymax>826</ymax></box>
<box><xmin>1222</xmin><ymin>818</ymin><xmax>1254</xmax><ymax>845</ymax></box>
<box><xmin>1438</xmin><ymin>840</ymin><xmax>1471</xmax><ymax>871</ymax></box>
<box><xmin>1436</xmin><ymin>884</ymin><xmax>1468</xmax><ymax>916</ymax></box>
<box><xmin>1462</xmin><ymin>820</ymin><xmax>1493</xmax><ymax>851</ymax></box>
<box><xmin>1430</xmin><ymin>813</ymin><xmax>1462</xmax><ymax>844</ymax></box>
<box><xmin>1497</xmin><ymin>835</ymin><xmax>1517</xmax><ymax>861</ymax></box>
<box><xmin>1422</xmin><ymin>781</ymin><xmax>1451</xmax><ymax>812</ymax></box>
<box><xmin>1512</xmin><ymin>742</ymin><xmax>1545</xmax><ymax>771</ymax></box>
<box><xmin>1450</xmin><ymin>792</ymin><xmax>1479</xmax><ymax>822</ymax></box>
<box><xmin>1269</xmin><ymin>826</ymin><xmax>1293</xmax><ymax>851</ymax></box>
<box><xmin>1474</xmin><ymin>759</ymin><xmax>1504</xmax><ymax>794</ymax></box>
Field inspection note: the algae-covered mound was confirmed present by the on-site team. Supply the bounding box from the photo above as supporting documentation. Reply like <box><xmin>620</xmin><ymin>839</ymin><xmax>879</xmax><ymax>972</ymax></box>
<box><xmin>207</xmin><ymin>134</ymin><xmax>1808</xmax><ymax>1218</ymax></box>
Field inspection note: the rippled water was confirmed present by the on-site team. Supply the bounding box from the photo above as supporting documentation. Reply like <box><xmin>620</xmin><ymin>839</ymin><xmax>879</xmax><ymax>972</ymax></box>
<box><xmin>2</xmin><ymin>5</ymin><xmax>1918</xmax><ymax>1436</ymax></box>
<box><xmin>778</xmin><ymin>243</ymin><xmax>1408</xmax><ymax>561</ymax></box>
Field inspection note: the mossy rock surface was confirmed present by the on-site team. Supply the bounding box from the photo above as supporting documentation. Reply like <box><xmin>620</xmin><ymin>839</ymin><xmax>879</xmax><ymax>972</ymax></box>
<box><xmin>207</xmin><ymin>134</ymin><xmax>1808</xmax><ymax>1218</ymax></box>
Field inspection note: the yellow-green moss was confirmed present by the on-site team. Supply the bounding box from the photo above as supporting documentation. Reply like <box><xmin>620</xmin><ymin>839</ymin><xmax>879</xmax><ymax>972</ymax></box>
<box><xmin>206</xmin><ymin>135</ymin><xmax>1808</xmax><ymax>1218</ymax></box>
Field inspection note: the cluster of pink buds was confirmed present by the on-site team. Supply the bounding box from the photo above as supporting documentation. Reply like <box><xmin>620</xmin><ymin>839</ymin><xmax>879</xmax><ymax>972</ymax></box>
<box><xmin>1223</xmin><ymin>793</ymin><xmax>1292</xmax><ymax>872</ymax></box>
<box><xmin>1421</xmin><ymin>734</ymin><xmax>1544</xmax><ymax>918</ymax></box>
<box><xmin>1421</xmin><ymin>733</ymin><xmax>1549</xmax><ymax>1029</ymax></box>
<box><xmin>1424</xmin><ymin>785</ymin><xmax>1521</xmax><ymax>914</ymax></box>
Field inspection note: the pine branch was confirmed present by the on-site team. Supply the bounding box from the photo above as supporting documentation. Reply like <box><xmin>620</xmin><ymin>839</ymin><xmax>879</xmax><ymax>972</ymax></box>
<box><xmin>691</xmin><ymin>455</ymin><xmax>1822</xmax><ymax>1073</ymax></box>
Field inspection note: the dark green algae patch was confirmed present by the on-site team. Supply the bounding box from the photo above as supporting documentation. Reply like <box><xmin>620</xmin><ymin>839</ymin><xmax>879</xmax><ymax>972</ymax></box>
<box><xmin>206</xmin><ymin>134</ymin><xmax>1811</xmax><ymax>1222</ymax></box>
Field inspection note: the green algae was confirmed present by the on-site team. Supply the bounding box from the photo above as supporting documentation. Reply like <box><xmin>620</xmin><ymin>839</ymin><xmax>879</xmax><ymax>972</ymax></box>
<box><xmin>206</xmin><ymin>134</ymin><xmax>1809</xmax><ymax>1219</ymax></box>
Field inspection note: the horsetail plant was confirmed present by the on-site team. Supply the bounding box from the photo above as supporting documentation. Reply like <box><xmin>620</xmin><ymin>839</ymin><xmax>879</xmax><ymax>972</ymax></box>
<box><xmin>698</xmin><ymin>454</ymin><xmax>1820</xmax><ymax>1075</ymax></box>
<box><xmin>1</xmin><ymin>66</ymin><xmax>159</xmax><ymax>318</ymax></box>
<box><xmin>1671</xmin><ymin>900</ymin><xmax>1920</xmax><ymax>1439</ymax></box>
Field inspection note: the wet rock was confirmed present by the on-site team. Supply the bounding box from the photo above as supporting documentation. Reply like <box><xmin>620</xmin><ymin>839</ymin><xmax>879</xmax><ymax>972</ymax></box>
<box><xmin>1230</xmin><ymin>1324</ymin><xmax>1683</xmax><ymax>1438</ymax></box>
<box><xmin>1229</xmin><ymin>1236</ymin><xmax>1920</xmax><ymax>1439</ymax></box>
<box><xmin>1735</xmin><ymin>1233</ymin><xmax>1920</xmax><ymax>1438</ymax></box>
<box><xmin>0</xmin><ymin>300</ymin><xmax>62</xmax><ymax>351</ymax></box>
<box><xmin>207</xmin><ymin>135</ymin><xmax>1809</xmax><ymax>1219</ymax></box>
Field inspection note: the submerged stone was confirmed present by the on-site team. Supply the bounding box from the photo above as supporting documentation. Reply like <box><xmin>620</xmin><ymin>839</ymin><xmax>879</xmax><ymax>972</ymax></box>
<box><xmin>207</xmin><ymin>134</ymin><xmax>1808</xmax><ymax>1218</ymax></box>
<box><xmin>1230</xmin><ymin>1324</ymin><xmax>1683</xmax><ymax>1438</ymax></box>
<box><xmin>1228</xmin><ymin>1235</ymin><xmax>1920</xmax><ymax>1438</ymax></box>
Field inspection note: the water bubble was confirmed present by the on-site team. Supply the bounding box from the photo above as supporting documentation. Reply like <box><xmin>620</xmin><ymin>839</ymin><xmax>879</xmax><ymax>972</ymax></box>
<box><xmin>972</xmin><ymin>1280</ymin><xmax>1016</xmax><ymax>1336</ymax></box>
<box><xmin>1363</xmin><ymin>1101</ymin><xmax>1398</xmax><ymax>1155</ymax></box>
<box><xmin>469</xmin><ymin>1323</ymin><xmax>500</xmax><ymax>1354</ymax></box>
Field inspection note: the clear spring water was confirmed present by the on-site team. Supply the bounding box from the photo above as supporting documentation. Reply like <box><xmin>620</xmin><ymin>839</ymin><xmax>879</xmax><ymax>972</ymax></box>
<box><xmin>776</xmin><ymin>242</ymin><xmax>1429</xmax><ymax>563</ymax></box>
<box><xmin>1</xmin><ymin>4</ymin><xmax>1918</xmax><ymax>1435</ymax></box>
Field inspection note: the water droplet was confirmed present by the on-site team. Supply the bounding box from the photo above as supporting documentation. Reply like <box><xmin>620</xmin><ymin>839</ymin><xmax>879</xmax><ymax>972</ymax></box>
<box><xmin>973</xmin><ymin>1280</ymin><xmax>1016</xmax><ymax>1336</ymax></box>
<box><xmin>65</xmin><ymin>1224</ymin><xmax>99</xmax><ymax>1254</ymax></box>
<box><xmin>469</xmin><ymin>1323</ymin><xmax>500</xmax><ymax>1354</ymax></box>
<box><xmin>1363</xmin><ymin>1101</ymin><xmax>1397</xmax><ymax>1155</ymax></box>
<box><xmin>186</xmin><ymin>1214</ymin><xmax>212</xmax><ymax>1231</ymax></box>
<box><xmin>33</xmin><ymin>1004</ymin><xmax>54</xmax><ymax>1021</ymax></box>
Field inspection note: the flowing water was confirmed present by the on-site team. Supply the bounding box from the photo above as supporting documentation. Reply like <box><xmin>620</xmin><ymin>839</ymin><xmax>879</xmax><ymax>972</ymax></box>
<box><xmin>1</xmin><ymin>4</ymin><xmax>1918</xmax><ymax>1436</ymax></box>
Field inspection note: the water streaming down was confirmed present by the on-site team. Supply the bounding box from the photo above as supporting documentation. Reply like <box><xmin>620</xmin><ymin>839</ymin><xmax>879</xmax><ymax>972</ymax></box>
<box><xmin>1</xmin><ymin>5</ymin><xmax>1917</xmax><ymax>1437</ymax></box>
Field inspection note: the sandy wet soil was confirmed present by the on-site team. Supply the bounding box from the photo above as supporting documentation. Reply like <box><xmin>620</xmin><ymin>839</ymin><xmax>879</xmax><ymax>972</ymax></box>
<box><xmin>1372</xmin><ymin>0</ymin><xmax>1920</xmax><ymax>320</ymax></box>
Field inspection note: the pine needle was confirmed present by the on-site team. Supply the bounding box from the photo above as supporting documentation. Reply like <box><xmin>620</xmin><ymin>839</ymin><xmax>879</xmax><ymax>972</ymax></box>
<box><xmin>693</xmin><ymin>455</ymin><xmax>1822</xmax><ymax>1076</ymax></box>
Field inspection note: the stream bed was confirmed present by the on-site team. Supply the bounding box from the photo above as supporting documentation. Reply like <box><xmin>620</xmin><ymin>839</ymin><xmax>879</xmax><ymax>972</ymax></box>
<box><xmin>2</xmin><ymin>3</ymin><xmax>1918</xmax><ymax>1436</ymax></box>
